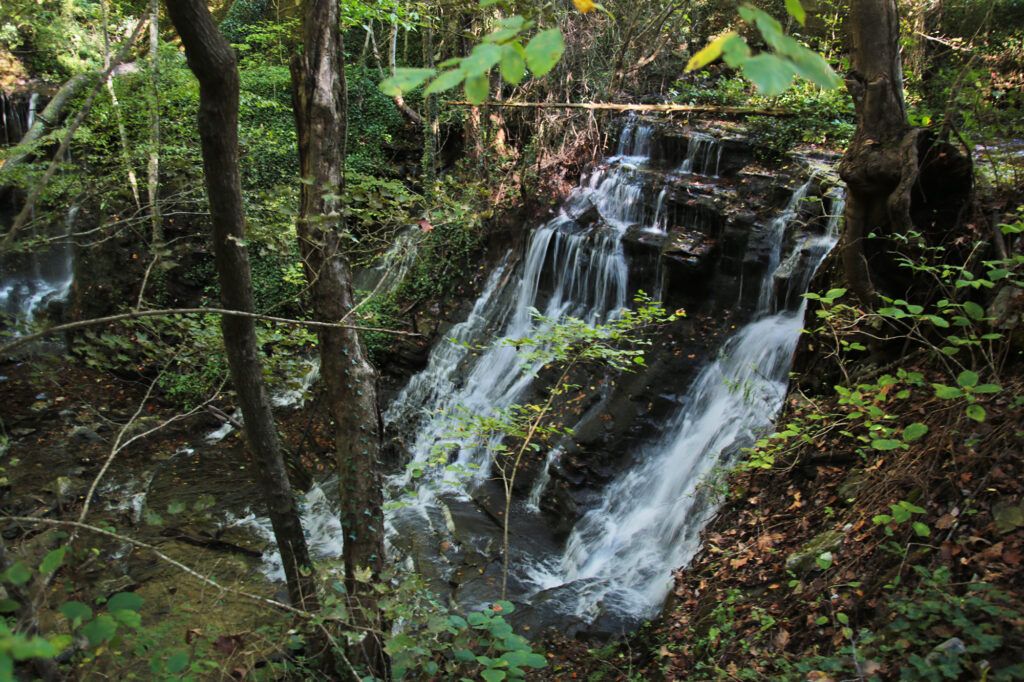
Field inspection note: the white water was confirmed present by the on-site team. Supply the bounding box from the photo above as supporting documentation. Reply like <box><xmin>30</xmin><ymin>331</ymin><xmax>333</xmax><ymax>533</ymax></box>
<box><xmin>226</xmin><ymin>480</ymin><xmax>344</xmax><ymax>581</ymax></box>
<box><xmin>679</xmin><ymin>132</ymin><xmax>723</xmax><ymax>177</ymax></box>
<box><xmin>0</xmin><ymin>206</ymin><xmax>76</xmax><ymax>328</ymax></box>
<box><xmin>526</xmin><ymin>186</ymin><xmax>844</xmax><ymax>623</ymax></box>
<box><xmin>385</xmin><ymin>122</ymin><xmax>657</xmax><ymax>492</ymax></box>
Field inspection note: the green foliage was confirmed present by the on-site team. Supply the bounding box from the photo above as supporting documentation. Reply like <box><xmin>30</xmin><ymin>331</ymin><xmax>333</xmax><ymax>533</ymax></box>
<box><xmin>685</xmin><ymin>4</ymin><xmax>842</xmax><ymax>96</ymax></box>
<box><xmin>794</xmin><ymin>567</ymin><xmax>1024</xmax><ymax>681</ymax></box>
<box><xmin>381</xmin><ymin>584</ymin><xmax>548</xmax><ymax>680</ymax></box>
<box><xmin>380</xmin><ymin>15</ymin><xmax>565</xmax><ymax>104</ymax></box>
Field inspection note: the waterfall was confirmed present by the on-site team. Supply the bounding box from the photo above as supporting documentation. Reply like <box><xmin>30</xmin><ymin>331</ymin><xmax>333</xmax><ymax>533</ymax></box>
<box><xmin>385</xmin><ymin>124</ymin><xmax>656</xmax><ymax>492</ymax></box>
<box><xmin>679</xmin><ymin>132</ymin><xmax>723</xmax><ymax>177</ymax></box>
<box><xmin>528</xmin><ymin>186</ymin><xmax>845</xmax><ymax>623</ymax></box>
<box><xmin>0</xmin><ymin>205</ymin><xmax>76</xmax><ymax>329</ymax></box>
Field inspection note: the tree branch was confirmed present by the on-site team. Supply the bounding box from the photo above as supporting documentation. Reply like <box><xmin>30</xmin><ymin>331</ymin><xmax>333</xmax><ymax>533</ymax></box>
<box><xmin>1</xmin><ymin>307</ymin><xmax>421</xmax><ymax>356</ymax></box>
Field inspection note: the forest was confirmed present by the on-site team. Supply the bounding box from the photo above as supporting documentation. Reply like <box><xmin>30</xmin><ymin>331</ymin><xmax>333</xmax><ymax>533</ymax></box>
<box><xmin>0</xmin><ymin>0</ymin><xmax>1022</xmax><ymax>678</ymax></box>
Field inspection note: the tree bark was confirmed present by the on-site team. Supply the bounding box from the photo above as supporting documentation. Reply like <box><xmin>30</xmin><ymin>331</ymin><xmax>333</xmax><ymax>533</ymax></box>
<box><xmin>163</xmin><ymin>0</ymin><xmax>319</xmax><ymax>615</ymax></box>
<box><xmin>837</xmin><ymin>0</ymin><xmax>971</xmax><ymax>307</ymax></box>
<box><xmin>291</xmin><ymin>0</ymin><xmax>387</xmax><ymax>674</ymax></box>
<box><xmin>148</xmin><ymin>0</ymin><xmax>163</xmax><ymax>250</ymax></box>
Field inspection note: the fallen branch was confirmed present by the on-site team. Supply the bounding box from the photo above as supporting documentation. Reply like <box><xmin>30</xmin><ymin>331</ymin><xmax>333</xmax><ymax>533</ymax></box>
<box><xmin>1</xmin><ymin>306</ymin><xmax>421</xmax><ymax>356</ymax></box>
<box><xmin>444</xmin><ymin>100</ymin><xmax>795</xmax><ymax>116</ymax></box>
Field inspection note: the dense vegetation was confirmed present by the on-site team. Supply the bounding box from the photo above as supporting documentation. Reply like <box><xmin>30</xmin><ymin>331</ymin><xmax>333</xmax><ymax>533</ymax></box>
<box><xmin>1</xmin><ymin>0</ymin><xmax>1021</xmax><ymax>679</ymax></box>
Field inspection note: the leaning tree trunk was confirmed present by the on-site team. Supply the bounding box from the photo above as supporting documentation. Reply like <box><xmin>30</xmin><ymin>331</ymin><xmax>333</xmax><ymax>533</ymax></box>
<box><xmin>164</xmin><ymin>0</ymin><xmax>320</xmax><ymax>614</ymax></box>
<box><xmin>838</xmin><ymin>0</ymin><xmax>972</xmax><ymax>307</ymax></box>
<box><xmin>290</xmin><ymin>0</ymin><xmax>387</xmax><ymax>674</ymax></box>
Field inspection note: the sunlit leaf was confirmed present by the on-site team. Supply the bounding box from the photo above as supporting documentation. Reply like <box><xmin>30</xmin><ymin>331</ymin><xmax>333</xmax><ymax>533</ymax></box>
<box><xmin>524</xmin><ymin>28</ymin><xmax>565</xmax><ymax>77</ymax></box>
<box><xmin>740</xmin><ymin>53</ymin><xmax>796</xmax><ymax>96</ymax></box>
<box><xmin>378</xmin><ymin>68</ymin><xmax>436</xmax><ymax>96</ymax></box>
<box><xmin>785</xmin><ymin>0</ymin><xmax>806</xmax><ymax>25</ymax></box>
<box><xmin>464</xmin><ymin>74</ymin><xmax>489</xmax><ymax>104</ymax></box>
<box><xmin>686</xmin><ymin>32</ymin><xmax>736</xmax><ymax>72</ymax></box>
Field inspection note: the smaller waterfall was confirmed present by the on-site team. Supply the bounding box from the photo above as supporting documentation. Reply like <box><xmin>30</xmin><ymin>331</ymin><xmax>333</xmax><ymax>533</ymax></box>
<box><xmin>0</xmin><ymin>206</ymin><xmax>76</xmax><ymax>329</ymax></box>
<box><xmin>226</xmin><ymin>481</ymin><xmax>344</xmax><ymax>582</ymax></box>
<box><xmin>679</xmin><ymin>132</ymin><xmax>723</xmax><ymax>177</ymax></box>
<box><xmin>525</xmin><ymin>448</ymin><xmax>562</xmax><ymax>513</ymax></box>
<box><xmin>529</xmin><ymin>183</ymin><xmax>844</xmax><ymax>623</ymax></box>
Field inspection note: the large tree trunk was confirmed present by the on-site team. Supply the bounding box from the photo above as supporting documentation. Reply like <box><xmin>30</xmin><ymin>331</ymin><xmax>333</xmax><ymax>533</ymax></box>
<box><xmin>290</xmin><ymin>0</ymin><xmax>387</xmax><ymax>674</ymax></box>
<box><xmin>164</xmin><ymin>0</ymin><xmax>320</xmax><ymax>615</ymax></box>
<box><xmin>838</xmin><ymin>0</ymin><xmax>971</xmax><ymax>306</ymax></box>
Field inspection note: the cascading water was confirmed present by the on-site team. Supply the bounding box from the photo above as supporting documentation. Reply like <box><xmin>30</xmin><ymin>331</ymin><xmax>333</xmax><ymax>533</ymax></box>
<box><xmin>0</xmin><ymin>206</ymin><xmax>76</xmax><ymax>329</ymax></box>
<box><xmin>527</xmin><ymin>186</ymin><xmax>845</xmax><ymax>624</ymax></box>
<box><xmin>385</xmin><ymin>122</ymin><xmax>656</xmax><ymax>491</ymax></box>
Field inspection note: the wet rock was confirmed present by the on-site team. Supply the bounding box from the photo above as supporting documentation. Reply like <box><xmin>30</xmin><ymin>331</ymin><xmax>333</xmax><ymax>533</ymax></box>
<box><xmin>925</xmin><ymin>637</ymin><xmax>966</xmax><ymax>666</ymax></box>
<box><xmin>70</xmin><ymin>424</ymin><xmax>103</xmax><ymax>443</ymax></box>
<box><xmin>785</xmin><ymin>529</ymin><xmax>843</xmax><ymax>573</ymax></box>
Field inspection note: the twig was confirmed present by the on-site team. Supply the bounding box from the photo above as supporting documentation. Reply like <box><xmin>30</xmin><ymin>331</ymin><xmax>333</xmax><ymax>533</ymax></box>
<box><xmin>1</xmin><ymin>306</ymin><xmax>421</xmax><ymax>355</ymax></box>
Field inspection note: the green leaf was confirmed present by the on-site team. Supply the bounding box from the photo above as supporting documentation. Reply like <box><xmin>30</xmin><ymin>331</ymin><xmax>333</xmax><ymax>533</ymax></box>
<box><xmin>59</xmin><ymin>600</ymin><xmax>93</xmax><ymax>624</ymax></box>
<box><xmin>107</xmin><ymin>592</ymin><xmax>143</xmax><ymax>613</ymax></box>
<box><xmin>871</xmin><ymin>438</ymin><xmax>903</xmax><ymax>451</ymax></box>
<box><xmin>962</xmin><ymin>301</ymin><xmax>985</xmax><ymax>320</ymax></box>
<box><xmin>965</xmin><ymin>403</ymin><xmax>986</xmax><ymax>422</ymax></box>
<box><xmin>112</xmin><ymin>609</ymin><xmax>141</xmax><ymax>628</ymax></box>
<box><xmin>785</xmin><ymin>0</ymin><xmax>806</xmax><ymax>25</ymax></box>
<box><xmin>378</xmin><ymin>68</ymin><xmax>436</xmax><ymax>97</ymax></box>
<box><xmin>493</xmin><ymin>599</ymin><xmax>515</xmax><ymax>614</ymax></box>
<box><xmin>10</xmin><ymin>636</ymin><xmax>56</xmax><ymax>661</ymax></box>
<box><xmin>166</xmin><ymin>650</ymin><xmax>190</xmax><ymax>674</ymax></box>
<box><xmin>933</xmin><ymin>384</ymin><xmax>963</xmax><ymax>399</ymax></box>
<box><xmin>957</xmin><ymin>370</ymin><xmax>979</xmax><ymax>388</ymax></box>
<box><xmin>523</xmin><ymin>652</ymin><xmax>548</xmax><ymax>668</ymax></box>
<box><xmin>81</xmin><ymin>614</ymin><xmax>118</xmax><ymax>647</ymax></box>
<box><xmin>464</xmin><ymin>74</ymin><xmax>489</xmax><ymax>104</ymax></box>
<box><xmin>0</xmin><ymin>599</ymin><xmax>19</xmax><ymax>613</ymax></box>
<box><xmin>500</xmin><ymin>44</ymin><xmax>526</xmax><ymax>85</ymax></box>
<box><xmin>902</xmin><ymin>423</ymin><xmax>928</xmax><ymax>442</ymax></box>
<box><xmin>824</xmin><ymin>288</ymin><xmax>847</xmax><ymax>300</ymax></box>
<box><xmin>926</xmin><ymin>315</ymin><xmax>950</xmax><ymax>328</ymax></box>
<box><xmin>425</xmin><ymin>69</ymin><xmax>465</xmax><ymax>95</ymax></box>
<box><xmin>815</xmin><ymin>551</ymin><xmax>833</xmax><ymax>570</ymax></box>
<box><xmin>685</xmin><ymin>32</ymin><xmax>735</xmax><ymax>72</ymax></box>
<box><xmin>3</xmin><ymin>562</ymin><xmax>31</xmax><ymax>586</ymax></box>
<box><xmin>722</xmin><ymin>34</ymin><xmax>752</xmax><ymax>66</ymax></box>
<box><xmin>462</xmin><ymin>43</ymin><xmax>502</xmax><ymax>77</ymax></box>
<box><xmin>912</xmin><ymin>522</ymin><xmax>931</xmax><ymax>537</ymax></box>
<box><xmin>973</xmin><ymin>383</ymin><xmax>1002</xmax><ymax>394</ymax></box>
<box><xmin>524</xmin><ymin>28</ymin><xmax>565</xmax><ymax>77</ymax></box>
<box><xmin>481</xmin><ymin>670</ymin><xmax>507</xmax><ymax>682</ymax></box>
<box><xmin>785</xmin><ymin>44</ymin><xmax>842</xmax><ymax>89</ymax></box>
<box><xmin>39</xmin><ymin>547</ymin><xmax>66</xmax><ymax>575</ymax></box>
<box><xmin>740</xmin><ymin>53</ymin><xmax>796</xmax><ymax>97</ymax></box>
<box><xmin>167</xmin><ymin>501</ymin><xmax>186</xmax><ymax>515</ymax></box>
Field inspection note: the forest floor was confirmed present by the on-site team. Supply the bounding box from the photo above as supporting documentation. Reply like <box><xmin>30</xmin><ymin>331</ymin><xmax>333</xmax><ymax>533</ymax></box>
<box><xmin>541</xmin><ymin>351</ymin><xmax>1024</xmax><ymax>680</ymax></box>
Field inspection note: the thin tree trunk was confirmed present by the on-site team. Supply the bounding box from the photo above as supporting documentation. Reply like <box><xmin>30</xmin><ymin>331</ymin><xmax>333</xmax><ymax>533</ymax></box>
<box><xmin>163</xmin><ymin>0</ymin><xmax>319</xmax><ymax>616</ymax></box>
<box><xmin>291</xmin><ymin>0</ymin><xmax>387</xmax><ymax>674</ymax></box>
<box><xmin>101</xmin><ymin>0</ymin><xmax>141</xmax><ymax>209</ymax></box>
<box><xmin>148</xmin><ymin>0</ymin><xmax>163</xmax><ymax>250</ymax></box>
<box><xmin>421</xmin><ymin>20</ymin><xmax>439</xmax><ymax>198</ymax></box>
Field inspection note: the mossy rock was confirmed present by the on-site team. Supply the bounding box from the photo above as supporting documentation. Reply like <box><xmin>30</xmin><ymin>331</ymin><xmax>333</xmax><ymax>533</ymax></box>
<box><xmin>785</xmin><ymin>529</ymin><xmax>843</xmax><ymax>573</ymax></box>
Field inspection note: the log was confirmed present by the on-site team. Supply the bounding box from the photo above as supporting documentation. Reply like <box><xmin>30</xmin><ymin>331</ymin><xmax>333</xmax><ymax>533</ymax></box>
<box><xmin>443</xmin><ymin>100</ymin><xmax>796</xmax><ymax>116</ymax></box>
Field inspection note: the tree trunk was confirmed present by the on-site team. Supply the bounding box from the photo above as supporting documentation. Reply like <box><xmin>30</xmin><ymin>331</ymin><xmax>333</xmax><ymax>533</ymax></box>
<box><xmin>163</xmin><ymin>0</ymin><xmax>319</xmax><ymax>615</ymax></box>
<box><xmin>148</xmin><ymin>0</ymin><xmax>163</xmax><ymax>250</ymax></box>
<box><xmin>291</xmin><ymin>0</ymin><xmax>387</xmax><ymax>674</ymax></box>
<box><xmin>837</xmin><ymin>0</ymin><xmax>971</xmax><ymax>306</ymax></box>
<box><xmin>100</xmin><ymin>0</ymin><xmax>141</xmax><ymax>211</ymax></box>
